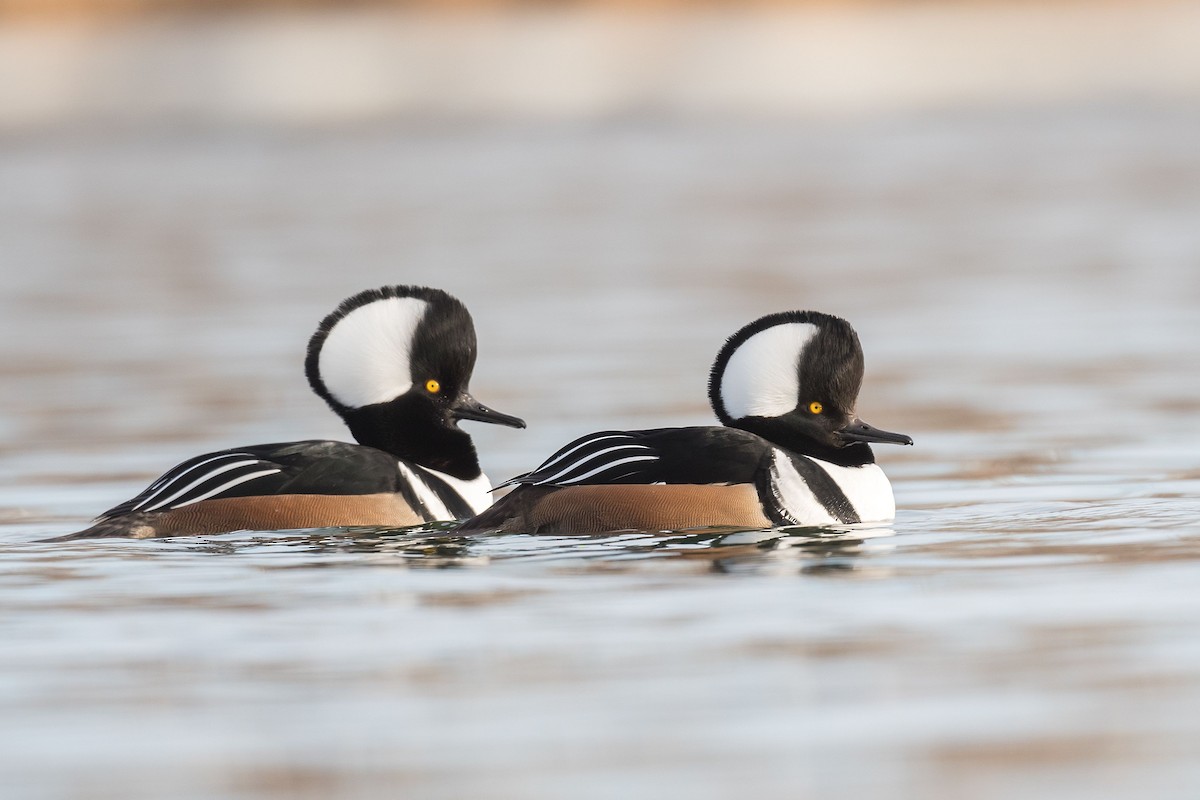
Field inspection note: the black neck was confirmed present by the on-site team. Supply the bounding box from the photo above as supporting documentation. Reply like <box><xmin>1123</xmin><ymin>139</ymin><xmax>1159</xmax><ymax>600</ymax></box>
<box><xmin>341</xmin><ymin>397</ymin><xmax>482</xmax><ymax>480</ymax></box>
<box><xmin>732</xmin><ymin>417</ymin><xmax>876</xmax><ymax>468</ymax></box>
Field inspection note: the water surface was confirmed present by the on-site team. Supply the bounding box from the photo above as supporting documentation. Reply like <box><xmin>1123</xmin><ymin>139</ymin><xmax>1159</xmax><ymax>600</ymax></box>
<box><xmin>2</xmin><ymin>105</ymin><xmax>1200</xmax><ymax>798</ymax></box>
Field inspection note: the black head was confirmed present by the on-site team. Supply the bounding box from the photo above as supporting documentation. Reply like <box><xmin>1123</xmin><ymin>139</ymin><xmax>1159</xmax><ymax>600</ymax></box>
<box><xmin>708</xmin><ymin>310</ymin><xmax>911</xmax><ymax>466</ymax></box>
<box><xmin>305</xmin><ymin>285</ymin><xmax>524</xmax><ymax>477</ymax></box>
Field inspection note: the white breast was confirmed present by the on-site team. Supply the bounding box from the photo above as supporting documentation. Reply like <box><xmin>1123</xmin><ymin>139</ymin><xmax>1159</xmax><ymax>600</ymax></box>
<box><xmin>396</xmin><ymin>462</ymin><xmax>494</xmax><ymax>518</ymax></box>
<box><xmin>428</xmin><ymin>468</ymin><xmax>494</xmax><ymax>515</ymax></box>
<box><xmin>769</xmin><ymin>450</ymin><xmax>896</xmax><ymax>525</ymax></box>
<box><xmin>810</xmin><ymin>459</ymin><xmax>896</xmax><ymax>523</ymax></box>
<box><xmin>768</xmin><ymin>450</ymin><xmax>840</xmax><ymax>526</ymax></box>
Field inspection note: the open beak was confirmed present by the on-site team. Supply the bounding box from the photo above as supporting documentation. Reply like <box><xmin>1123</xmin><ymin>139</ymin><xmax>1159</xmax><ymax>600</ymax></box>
<box><xmin>838</xmin><ymin>417</ymin><xmax>913</xmax><ymax>446</ymax></box>
<box><xmin>452</xmin><ymin>393</ymin><xmax>526</xmax><ymax>429</ymax></box>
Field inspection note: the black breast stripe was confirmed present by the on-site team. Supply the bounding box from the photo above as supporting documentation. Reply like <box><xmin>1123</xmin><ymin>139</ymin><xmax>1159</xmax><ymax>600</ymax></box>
<box><xmin>759</xmin><ymin>478</ymin><xmax>793</xmax><ymax>528</ymax></box>
<box><xmin>394</xmin><ymin>466</ymin><xmax>436</xmax><ymax>523</ymax></box>
<box><xmin>412</xmin><ymin>466</ymin><xmax>477</xmax><ymax>521</ymax></box>
<box><xmin>761</xmin><ymin>454</ymin><xmax>860</xmax><ymax>526</ymax></box>
<box><xmin>791</xmin><ymin>456</ymin><xmax>859</xmax><ymax>524</ymax></box>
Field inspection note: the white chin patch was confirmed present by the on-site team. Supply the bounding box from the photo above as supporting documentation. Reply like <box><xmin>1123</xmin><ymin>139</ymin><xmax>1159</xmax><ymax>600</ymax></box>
<box><xmin>318</xmin><ymin>296</ymin><xmax>428</xmax><ymax>408</ymax></box>
<box><xmin>719</xmin><ymin>322</ymin><xmax>817</xmax><ymax>419</ymax></box>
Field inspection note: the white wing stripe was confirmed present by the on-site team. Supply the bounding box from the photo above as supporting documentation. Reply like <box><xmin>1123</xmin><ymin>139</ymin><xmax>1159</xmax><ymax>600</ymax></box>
<box><xmin>557</xmin><ymin>455</ymin><xmax>659</xmax><ymax>485</ymax></box>
<box><xmin>135</xmin><ymin>452</ymin><xmax>257</xmax><ymax>509</ymax></box>
<box><xmin>533</xmin><ymin>434</ymin><xmax>632</xmax><ymax>474</ymax></box>
<box><xmin>167</xmin><ymin>469</ymin><xmax>284</xmax><ymax>509</ymax></box>
<box><xmin>140</xmin><ymin>460</ymin><xmax>268</xmax><ymax>512</ymax></box>
<box><xmin>533</xmin><ymin>444</ymin><xmax>654</xmax><ymax>485</ymax></box>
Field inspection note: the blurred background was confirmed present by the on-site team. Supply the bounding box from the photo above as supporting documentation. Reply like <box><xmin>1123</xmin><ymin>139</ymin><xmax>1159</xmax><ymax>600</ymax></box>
<box><xmin>3</xmin><ymin>0</ymin><xmax>1198</xmax><ymax>483</ymax></box>
<box><xmin>2</xmin><ymin>2</ymin><xmax>1200</xmax><ymax>799</ymax></box>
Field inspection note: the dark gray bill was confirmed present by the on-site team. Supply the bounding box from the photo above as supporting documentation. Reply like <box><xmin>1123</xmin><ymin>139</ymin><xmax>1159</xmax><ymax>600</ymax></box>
<box><xmin>452</xmin><ymin>393</ymin><xmax>526</xmax><ymax>429</ymax></box>
<box><xmin>838</xmin><ymin>418</ymin><xmax>913</xmax><ymax>446</ymax></box>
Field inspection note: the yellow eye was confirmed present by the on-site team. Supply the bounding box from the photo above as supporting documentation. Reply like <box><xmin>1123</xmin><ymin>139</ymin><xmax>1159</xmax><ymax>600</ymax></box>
<box><xmin>809</xmin><ymin>401</ymin><xmax>823</xmax><ymax>415</ymax></box>
<box><xmin>425</xmin><ymin>379</ymin><xmax>441</xmax><ymax>394</ymax></box>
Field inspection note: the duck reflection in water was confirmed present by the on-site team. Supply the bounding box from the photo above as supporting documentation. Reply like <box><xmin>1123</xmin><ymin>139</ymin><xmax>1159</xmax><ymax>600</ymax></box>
<box><xmin>169</xmin><ymin>523</ymin><xmax>894</xmax><ymax>576</ymax></box>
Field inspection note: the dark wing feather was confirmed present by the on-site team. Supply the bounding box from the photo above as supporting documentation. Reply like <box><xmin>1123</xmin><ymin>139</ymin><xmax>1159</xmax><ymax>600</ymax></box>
<box><xmin>500</xmin><ymin>427</ymin><xmax>773</xmax><ymax>488</ymax></box>
<box><xmin>99</xmin><ymin>441</ymin><xmax>400</xmax><ymax>518</ymax></box>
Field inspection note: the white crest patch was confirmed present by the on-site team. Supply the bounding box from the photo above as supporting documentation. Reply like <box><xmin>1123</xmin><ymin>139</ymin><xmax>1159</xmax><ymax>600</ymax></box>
<box><xmin>719</xmin><ymin>322</ymin><xmax>817</xmax><ymax>420</ymax></box>
<box><xmin>318</xmin><ymin>296</ymin><xmax>428</xmax><ymax>409</ymax></box>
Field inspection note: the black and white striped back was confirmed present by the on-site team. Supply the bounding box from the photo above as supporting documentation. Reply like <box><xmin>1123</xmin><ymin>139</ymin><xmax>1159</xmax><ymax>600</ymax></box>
<box><xmin>103</xmin><ymin>451</ymin><xmax>284</xmax><ymax>517</ymax></box>
<box><xmin>500</xmin><ymin>432</ymin><xmax>660</xmax><ymax>488</ymax></box>
<box><xmin>487</xmin><ymin>425</ymin><xmax>896</xmax><ymax>529</ymax></box>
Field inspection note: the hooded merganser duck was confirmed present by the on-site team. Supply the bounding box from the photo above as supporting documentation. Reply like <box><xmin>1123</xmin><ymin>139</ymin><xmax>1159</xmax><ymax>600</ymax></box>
<box><xmin>459</xmin><ymin>310</ymin><xmax>911</xmax><ymax>534</ymax></box>
<box><xmin>55</xmin><ymin>285</ymin><xmax>525</xmax><ymax>540</ymax></box>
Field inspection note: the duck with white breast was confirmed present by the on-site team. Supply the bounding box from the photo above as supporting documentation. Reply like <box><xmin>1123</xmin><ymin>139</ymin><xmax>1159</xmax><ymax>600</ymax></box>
<box><xmin>460</xmin><ymin>310</ymin><xmax>911</xmax><ymax>534</ymax></box>
<box><xmin>57</xmin><ymin>285</ymin><xmax>525</xmax><ymax>539</ymax></box>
